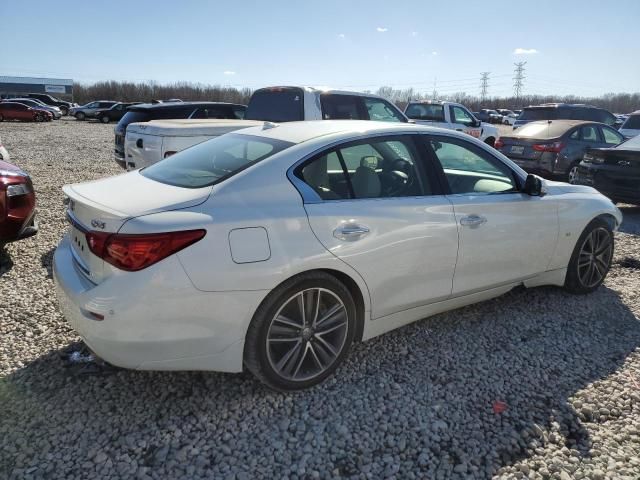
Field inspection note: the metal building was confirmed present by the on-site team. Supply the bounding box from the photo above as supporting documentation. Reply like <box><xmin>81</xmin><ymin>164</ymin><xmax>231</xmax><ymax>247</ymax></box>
<box><xmin>0</xmin><ymin>76</ymin><xmax>74</xmax><ymax>100</ymax></box>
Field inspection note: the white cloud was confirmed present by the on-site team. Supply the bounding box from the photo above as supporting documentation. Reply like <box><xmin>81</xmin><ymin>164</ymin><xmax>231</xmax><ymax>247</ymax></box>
<box><xmin>376</xmin><ymin>27</ymin><xmax>388</xmax><ymax>32</ymax></box>
<box><xmin>338</xmin><ymin>33</ymin><xmax>345</xmax><ymax>38</ymax></box>
<box><xmin>223</xmin><ymin>71</ymin><xmax>236</xmax><ymax>75</ymax></box>
<box><xmin>513</xmin><ymin>48</ymin><xmax>538</xmax><ymax>55</ymax></box>
<box><xmin>431</xmin><ymin>51</ymin><xmax>438</xmax><ymax>56</ymax></box>
<box><xmin>411</xmin><ymin>31</ymin><xmax>418</xmax><ymax>37</ymax></box>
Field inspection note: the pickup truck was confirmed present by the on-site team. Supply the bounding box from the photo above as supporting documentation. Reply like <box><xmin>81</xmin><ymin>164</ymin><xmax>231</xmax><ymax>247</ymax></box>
<box><xmin>123</xmin><ymin>119</ymin><xmax>262</xmax><ymax>170</ymax></box>
<box><xmin>404</xmin><ymin>100</ymin><xmax>498</xmax><ymax>147</ymax></box>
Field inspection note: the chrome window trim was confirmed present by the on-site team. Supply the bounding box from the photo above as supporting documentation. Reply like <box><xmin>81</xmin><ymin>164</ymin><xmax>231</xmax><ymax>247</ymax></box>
<box><xmin>286</xmin><ymin>130</ymin><xmax>527</xmax><ymax>204</ymax></box>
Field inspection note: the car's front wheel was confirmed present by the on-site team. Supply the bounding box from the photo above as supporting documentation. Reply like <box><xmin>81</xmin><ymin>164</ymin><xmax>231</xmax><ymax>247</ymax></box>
<box><xmin>100</xmin><ymin>115</ymin><xmax>110</xmax><ymax>124</ymax></box>
<box><xmin>244</xmin><ymin>272</ymin><xmax>357</xmax><ymax>391</ymax></box>
<box><xmin>567</xmin><ymin>163</ymin><xmax>580</xmax><ymax>184</ymax></box>
<box><xmin>564</xmin><ymin>218</ymin><xmax>614</xmax><ymax>294</ymax></box>
<box><xmin>75</xmin><ymin>112</ymin><xmax>85</xmax><ymax>121</ymax></box>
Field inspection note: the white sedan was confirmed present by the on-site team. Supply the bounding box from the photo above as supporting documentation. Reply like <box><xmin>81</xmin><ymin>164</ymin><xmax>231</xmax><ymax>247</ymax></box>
<box><xmin>54</xmin><ymin>121</ymin><xmax>621</xmax><ymax>391</ymax></box>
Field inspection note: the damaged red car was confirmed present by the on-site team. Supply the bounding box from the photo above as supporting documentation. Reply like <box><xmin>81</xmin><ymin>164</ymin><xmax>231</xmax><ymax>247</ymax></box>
<box><xmin>0</xmin><ymin>158</ymin><xmax>37</xmax><ymax>246</ymax></box>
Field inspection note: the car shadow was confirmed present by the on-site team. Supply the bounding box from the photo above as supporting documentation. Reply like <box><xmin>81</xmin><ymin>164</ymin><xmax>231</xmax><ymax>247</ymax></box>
<box><xmin>1</xmin><ymin>282</ymin><xmax>639</xmax><ymax>478</ymax></box>
<box><xmin>39</xmin><ymin>247</ymin><xmax>55</xmax><ymax>280</ymax></box>
<box><xmin>0</xmin><ymin>247</ymin><xmax>14</xmax><ymax>277</ymax></box>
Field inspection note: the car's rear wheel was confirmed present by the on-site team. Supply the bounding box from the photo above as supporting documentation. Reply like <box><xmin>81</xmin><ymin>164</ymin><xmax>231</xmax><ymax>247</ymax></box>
<box><xmin>0</xmin><ymin>114</ymin><xmax>3</xmax><ymax>122</ymax></box>
<box><xmin>35</xmin><ymin>114</ymin><xmax>43</xmax><ymax>122</ymax></box>
<box><xmin>75</xmin><ymin>112</ymin><xmax>85</xmax><ymax>121</ymax></box>
<box><xmin>100</xmin><ymin>115</ymin><xmax>110</xmax><ymax>124</ymax></box>
<box><xmin>564</xmin><ymin>218</ymin><xmax>614</xmax><ymax>294</ymax></box>
<box><xmin>567</xmin><ymin>163</ymin><xmax>580</xmax><ymax>184</ymax></box>
<box><xmin>244</xmin><ymin>272</ymin><xmax>356</xmax><ymax>391</ymax></box>
<box><xmin>60</xmin><ymin>106</ymin><xmax>68</xmax><ymax>116</ymax></box>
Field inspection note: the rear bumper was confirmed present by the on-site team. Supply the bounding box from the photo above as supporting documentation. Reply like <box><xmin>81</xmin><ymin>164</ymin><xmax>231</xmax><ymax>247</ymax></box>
<box><xmin>53</xmin><ymin>235</ymin><xmax>268</xmax><ymax>372</ymax></box>
<box><xmin>575</xmin><ymin>165</ymin><xmax>640</xmax><ymax>204</ymax></box>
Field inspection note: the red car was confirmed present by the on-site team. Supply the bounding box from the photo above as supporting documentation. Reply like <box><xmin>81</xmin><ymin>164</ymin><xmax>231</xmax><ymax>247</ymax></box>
<box><xmin>0</xmin><ymin>158</ymin><xmax>37</xmax><ymax>246</ymax></box>
<box><xmin>0</xmin><ymin>102</ymin><xmax>52</xmax><ymax>122</ymax></box>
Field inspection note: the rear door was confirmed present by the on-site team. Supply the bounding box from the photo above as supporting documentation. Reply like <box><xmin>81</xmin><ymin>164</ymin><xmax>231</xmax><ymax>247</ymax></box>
<box><xmin>425</xmin><ymin>134</ymin><xmax>558</xmax><ymax>295</ymax></box>
<box><xmin>298</xmin><ymin>134</ymin><xmax>459</xmax><ymax>319</ymax></box>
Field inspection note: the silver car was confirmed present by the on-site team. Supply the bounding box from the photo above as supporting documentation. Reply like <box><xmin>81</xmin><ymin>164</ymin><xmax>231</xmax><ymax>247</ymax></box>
<box><xmin>70</xmin><ymin>101</ymin><xmax>118</xmax><ymax>120</ymax></box>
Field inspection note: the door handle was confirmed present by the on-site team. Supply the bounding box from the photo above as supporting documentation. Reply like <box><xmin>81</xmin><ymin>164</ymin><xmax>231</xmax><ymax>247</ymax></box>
<box><xmin>333</xmin><ymin>224</ymin><xmax>370</xmax><ymax>241</ymax></box>
<box><xmin>460</xmin><ymin>215</ymin><xmax>487</xmax><ymax>227</ymax></box>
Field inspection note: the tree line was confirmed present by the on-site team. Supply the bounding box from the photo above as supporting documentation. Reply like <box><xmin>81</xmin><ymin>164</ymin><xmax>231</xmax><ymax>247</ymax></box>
<box><xmin>72</xmin><ymin>81</ymin><xmax>640</xmax><ymax>114</ymax></box>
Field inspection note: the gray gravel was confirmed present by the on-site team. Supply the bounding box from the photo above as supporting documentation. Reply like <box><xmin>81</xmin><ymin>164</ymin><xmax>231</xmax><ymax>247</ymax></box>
<box><xmin>1</xmin><ymin>119</ymin><xmax>640</xmax><ymax>479</ymax></box>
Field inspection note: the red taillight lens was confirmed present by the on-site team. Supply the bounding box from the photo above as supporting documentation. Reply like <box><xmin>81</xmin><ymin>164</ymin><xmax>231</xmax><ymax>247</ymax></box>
<box><xmin>494</xmin><ymin>138</ymin><xmax>504</xmax><ymax>149</ymax></box>
<box><xmin>86</xmin><ymin>229</ymin><xmax>206</xmax><ymax>271</ymax></box>
<box><xmin>532</xmin><ymin>142</ymin><xmax>565</xmax><ymax>153</ymax></box>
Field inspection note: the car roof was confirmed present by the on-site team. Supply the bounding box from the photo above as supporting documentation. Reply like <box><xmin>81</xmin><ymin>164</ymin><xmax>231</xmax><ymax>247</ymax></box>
<box><xmin>233</xmin><ymin>120</ymin><xmax>453</xmax><ymax>144</ymax></box>
<box><xmin>253</xmin><ymin>86</ymin><xmax>392</xmax><ymax>101</ymax></box>
<box><xmin>525</xmin><ymin>103</ymin><xmax>602</xmax><ymax>110</ymax></box>
<box><xmin>129</xmin><ymin>101</ymin><xmax>245</xmax><ymax>111</ymax></box>
<box><xmin>509</xmin><ymin>120</ymin><xmax>600</xmax><ymax>138</ymax></box>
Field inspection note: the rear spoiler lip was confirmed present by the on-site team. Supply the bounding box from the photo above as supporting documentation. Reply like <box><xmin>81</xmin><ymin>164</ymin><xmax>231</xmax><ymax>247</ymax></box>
<box><xmin>62</xmin><ymin>184</ymin><xmax>130</xmax><ymax>218</ymax></box>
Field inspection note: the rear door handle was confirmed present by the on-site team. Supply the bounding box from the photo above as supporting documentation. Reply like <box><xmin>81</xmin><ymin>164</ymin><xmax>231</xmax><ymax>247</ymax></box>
<box><xmin>460</xmin><ymin>215</ymin><xmax>487</xmax><ymax>227</ymax></box>
<box><xmin>333</xmin><ymin>224</ymin><xmax>370</xmax><ymax>241</ymax></box>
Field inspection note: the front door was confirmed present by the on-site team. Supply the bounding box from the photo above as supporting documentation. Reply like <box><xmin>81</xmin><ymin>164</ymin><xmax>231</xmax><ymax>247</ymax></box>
<box><xmin>296</xmin><ymin>134</ymin><xmax>459</xmax><ymax>319</ymax></box>
<box><xmin>426</xmin><ymin>134</ymin><xmax>558</xmax><ymax>295</ymax></box>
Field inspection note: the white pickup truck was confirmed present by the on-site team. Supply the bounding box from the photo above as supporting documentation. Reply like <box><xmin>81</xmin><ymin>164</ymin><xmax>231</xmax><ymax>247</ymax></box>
<box><xmin>404</xmin><ymin>100</ymin><xmax>499</xmax><ymax>147</ymax></box>
<box><xmin>124</xmin><ymin>119</ymin><xmax>262</xmax><ymax>170</ymax></box>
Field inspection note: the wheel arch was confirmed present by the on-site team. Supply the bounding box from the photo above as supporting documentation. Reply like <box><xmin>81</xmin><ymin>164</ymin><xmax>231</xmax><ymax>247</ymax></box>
<box><xmin>317</xmin><ymin>268</ymin><xmax>367</xmax><ymax>342</ymax></box>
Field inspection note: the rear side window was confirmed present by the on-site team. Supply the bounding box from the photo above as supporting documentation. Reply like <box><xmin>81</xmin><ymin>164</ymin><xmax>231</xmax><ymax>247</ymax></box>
<box><xmin>141</xmin><ymin>134</ymin><xmax>293</xmax><ymax>188</ymax></box>
<box><xmin>520</xmin><ymin>108</ymin><xmax>558</xmax><ymax>121</ymax></box>
<box><xmin>362</xmin><ymin>97</ymin><xmax>405</xmax><ymax>122</ymax></box>
<box><xmin>579</xmin><ymin>125</ymin><xmax>600</xmax><ymax>142</ymax></box>
<box><xmin>245</xmin><ymin>88</ymin><xmax>304</xmax><ymax>122</ymax></box>
<box><xmin>320</xmin><ymin>94</ymin><xmax>362</xmax><ymax>120</ymax></box>
<box><xmin>601</xmin><ymin>126</ymin><xmax>623</xmax><ymax>145</ymax></box>
<box><xmin>405</xmin><ymin>103</ymin><xmax>445</xmax><ymax>121</ymax></box>
<box><xmin>297</xmin><ymin>136</ymin><xmax>429</xmax><ymax>200</ymax></box>
<box><xmin>622</xmin><ymin>115</ymin><xmax>640</xmax><ymax>129</ymax></box>
<box><xmin>190</xmin><ymin>106</ymin><xmax>233</xmax><ymax>119</ymax></box>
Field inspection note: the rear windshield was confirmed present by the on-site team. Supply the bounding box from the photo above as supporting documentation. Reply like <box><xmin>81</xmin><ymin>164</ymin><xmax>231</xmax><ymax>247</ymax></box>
<box><xmin>141</xmin><ymin>134</ymin><xmax>294</xmax><ymax>188</ymax></box>
<box><xmin>513</xmin><ymin>121</ymin><xmax>570</xmax><ymax>139</ymax></box>
<box><xmin>405</xmin><ymin>103</ymin><xmax>445</xmax><ymax>121</ymax></box>
<box><xmin>519</xmin><ymin>108</ymin><xmax>559</xmax><ymax>121</ymax></box>
<box><xmin>622</xmin><ymin>115</ymin><xmax>640</xmax><ymax>130</ymax></box>
<box><xmin>245</xmin><ymin>88</ymin><xmax>304</xmax><ymax>122</ymax></box>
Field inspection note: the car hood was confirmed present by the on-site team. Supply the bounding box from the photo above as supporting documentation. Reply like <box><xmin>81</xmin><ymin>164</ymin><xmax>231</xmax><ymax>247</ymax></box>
<box><xmin>0</xmin><ymin>159</ymin><xmax>26</xmax><ymax>176</ymax></box>
<box><xmin>63</xmin><ymin>170</ymin><xmax>212</xmax><ymax>219</ymax></box>
<box><xmin>545</xmin><ymin>180</ymin><xmax>599</xmax><ymax>195</ymax></box>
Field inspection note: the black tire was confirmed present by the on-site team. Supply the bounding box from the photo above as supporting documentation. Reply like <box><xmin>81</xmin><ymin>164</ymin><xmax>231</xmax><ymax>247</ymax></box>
<box><xmin>34</xmin><ymin>114</ymin><xmax>43</xmax><ymax>122</ymax></box>
<box><xmin>75</xmin><ymin>112</ymin><xmax>85</xmax><ymax>121</ymax></box>
<box><xmin>60</xmin><ymin>106</ymin><xmax>69</xmax><ymax>116</ymax></box>
<box><xmin>564</xmin><ymin>218</ymin><xmax>614</xmax><ymax>294</ymax></box>
<box><xmin>484</xmin><ymin>137</ymin><xmax>496</xmax><ymax>148</ymax></box>
<box><xmin>244</xmin><ymin>271</ymin><xmax>357</xmax><ymax>391</ymax></box>
<box><xmin>100</xmin><ymin>115</ymin><xmax>110</xmax><ymax>124</ymax></box>
<box><xmin>0</xmin><ymin>113</ymin><xmax>3</xmax><ymax>122</ymax></box>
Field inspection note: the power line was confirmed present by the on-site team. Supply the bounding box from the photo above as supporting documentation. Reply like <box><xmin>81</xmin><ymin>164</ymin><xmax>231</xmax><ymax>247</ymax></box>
<box><xmin>480</xmin><ymin>72</ymin><xmax>490</xmax><ymax>103</ymax></box>
<box><xmin>513</xmin><ymin>62</ymin><xmax>527</xmax><ymax>103</ymax></box>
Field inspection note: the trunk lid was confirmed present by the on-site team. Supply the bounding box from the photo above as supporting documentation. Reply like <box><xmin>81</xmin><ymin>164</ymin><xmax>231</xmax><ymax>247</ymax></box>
<box><xmin>62</xmin><ymin>172</ymin><xmax>211</xmax><ymax>283</ymax></box>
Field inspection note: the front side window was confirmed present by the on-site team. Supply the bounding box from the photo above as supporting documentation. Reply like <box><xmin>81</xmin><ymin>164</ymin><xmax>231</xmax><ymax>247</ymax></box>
<box><xmin>362</xmin><ymin>97</ymin><xmax>405</xmax><ymax>122</ymax></box>
<box><xmin>142</xmin><ymin>134</ymin><xmax>293</xmax><ymax>188</ymax></box>
<box><xmin>601</xmin><ymin>126</ymin><xmax>623</xmax><ymax>145</ymax></box>
<box><xmin>428</xmin><ymin>137</ymin><xmax>518</xmax><ymax>195</ymax></box>
<box><xmin>297</xmin><ymin>136</ymin><xmax>429</xmax><ymax>200</ymax></box>
<box><xmin>450</xmin><ymin>106</ymin><xmax>476</xmax><ymax>126</ymax></box>
<box><xmin>320</xmin><ymin>94</ymin><xmax>361</xmax><ymax>120</ymax></box>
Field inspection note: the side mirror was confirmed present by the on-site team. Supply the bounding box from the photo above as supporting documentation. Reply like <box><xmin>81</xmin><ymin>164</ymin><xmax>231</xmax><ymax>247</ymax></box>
<box><xmin>473</xmin><ymin>119</ymin><xmax>482</xmax><ymax>128</ymax></box>
<box><xmin>523</xmin><ymin>174</ymin><xmax>547</xmax><ymax>197</ymax></box>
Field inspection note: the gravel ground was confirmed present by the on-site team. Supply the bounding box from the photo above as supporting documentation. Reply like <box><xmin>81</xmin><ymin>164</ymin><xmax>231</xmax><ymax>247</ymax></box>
<box><xmin>1</xmin><ymin>119</ymin><xmax>639</xmax><ymax>480</ymax></box>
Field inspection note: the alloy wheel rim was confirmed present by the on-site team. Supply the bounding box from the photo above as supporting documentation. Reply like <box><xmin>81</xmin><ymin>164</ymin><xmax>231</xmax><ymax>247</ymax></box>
<box><xmin>266</xmin><ymin>288</ymin><xmax>348</xmax><ymax>382</ymax></box>
<box><xmin>578</xmin><ymin>227</ymin><xmax>612</xmax><ymax>288</ymax></box>
<box><xmin>568</xmin><ymin>166</ymin><xmax>578</xmax><ymax>184</ymax></box>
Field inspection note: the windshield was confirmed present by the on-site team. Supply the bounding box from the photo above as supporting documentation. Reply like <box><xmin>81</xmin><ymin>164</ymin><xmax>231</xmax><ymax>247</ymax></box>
<box><xmin>622</xmin><ymin>115</ymin><xmax>640</xmax><ymax>130</ymax></box>
<box><xmin>141</xmin><ymin>134</ymin><xmax>294</xmax><ymax>188</ymax></box>
<box><xmin>245</xmin><ymin>88</ymin><xmax>304</xmax><ymax>122</ymax></box>
<box><xmin>519</xmin><ymin>108</ymin><xmax>559</xmax><ymax>121</ymax></box>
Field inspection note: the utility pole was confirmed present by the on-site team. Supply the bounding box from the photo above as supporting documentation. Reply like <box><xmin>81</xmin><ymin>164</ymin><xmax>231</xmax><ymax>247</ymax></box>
<box><xmin>513</xmin><ymin>62</ymin><xmax>526</xmax><ymax>104</ymax></box>
<box><xmin>431</xmin><ymin>77</ymin><xmax>438</xmax><ymax>100</ymax></box>
<box><xmin>480</xmin><ymin>72</ymin><xmax>490</xmax><ymax>104</ymax></box>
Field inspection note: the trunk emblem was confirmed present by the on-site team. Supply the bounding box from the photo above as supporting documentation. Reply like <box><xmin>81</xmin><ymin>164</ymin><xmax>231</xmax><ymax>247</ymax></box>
<box><xmin>91</xmin><ymin>219</ymin><xmax>106</xmax><ymax>229</ymax></box>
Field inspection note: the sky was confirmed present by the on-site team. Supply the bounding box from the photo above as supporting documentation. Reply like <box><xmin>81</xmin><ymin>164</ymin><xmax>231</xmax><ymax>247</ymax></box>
<box><xmin>2</xmin><ymin>0</ymin><xmax>639</xmax><ymax>98</ymax></box>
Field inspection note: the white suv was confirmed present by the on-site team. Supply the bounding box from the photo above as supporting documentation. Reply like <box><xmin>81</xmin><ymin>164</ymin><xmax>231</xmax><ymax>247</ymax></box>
<box><xmin>244</xmin><ymin>86</ymin><xmax>409</xmax><ymax>123</ymax></box>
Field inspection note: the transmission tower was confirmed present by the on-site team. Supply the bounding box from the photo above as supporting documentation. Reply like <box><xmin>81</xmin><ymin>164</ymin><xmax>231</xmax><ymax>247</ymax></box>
<box><xmin>513</xmin><ymin>62</ymin><xmax>527</xmax><ymax>103</ymax></box>
<box><xmin>480</xmin><ymin>72</ymin><xmax>490</xmax><ymax>103</ymax></box>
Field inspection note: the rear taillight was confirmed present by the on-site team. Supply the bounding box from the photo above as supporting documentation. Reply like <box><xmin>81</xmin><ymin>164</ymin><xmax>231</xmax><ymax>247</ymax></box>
<box><xmin>86</xmin><ymin>229</ymin><xmax>206</xmax><ymax>271</ymax></box>
<box><xmin>532</xmin><ymin>142</ymin><xmax>565</xmax><ymax>153</ymax></box>
<box><xmin>494</xmin><ymin>138</ymin><xmax>504</xmax><ymax>149</ymax></box>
